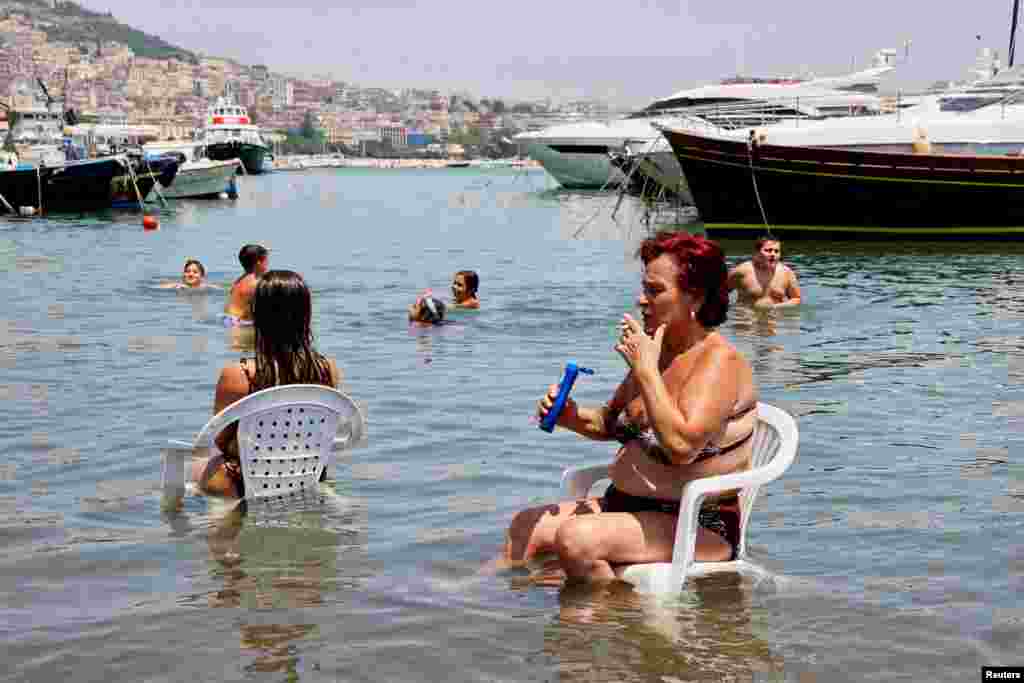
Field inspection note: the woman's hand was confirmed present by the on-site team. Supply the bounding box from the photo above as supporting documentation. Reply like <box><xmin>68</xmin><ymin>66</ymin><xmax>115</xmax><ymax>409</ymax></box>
<box><xmin>615</xmin><ymin>313</ymin><xmax>665</xmax><ymax>379</ymax></box>
<box><xmin>537</xmin><ymin>383</ymin><xmax>576</xmax><ymax>427</ymax></box>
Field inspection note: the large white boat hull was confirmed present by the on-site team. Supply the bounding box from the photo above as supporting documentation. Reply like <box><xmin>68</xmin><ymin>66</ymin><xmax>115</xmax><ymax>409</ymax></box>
<box><xmin>160</xmin><ymin>159</ymin><xmax>239</xmax><ymax>199</ymax></box>
<box><xmin>523</xmin><ymin>140</ymin><xmax>625</xmax><ymax>188</ymax></box>
<box><xmin>517</xmin><ymin>119</ymin><xmax>663</xmax><ymax>189</ymax></box>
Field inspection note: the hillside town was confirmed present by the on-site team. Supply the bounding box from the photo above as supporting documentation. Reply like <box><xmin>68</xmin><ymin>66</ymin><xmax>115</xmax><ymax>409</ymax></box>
<box><xmin>0</xmin><ymin>2</ymin><xmax>616</xmax><ymax>156</ymax></box>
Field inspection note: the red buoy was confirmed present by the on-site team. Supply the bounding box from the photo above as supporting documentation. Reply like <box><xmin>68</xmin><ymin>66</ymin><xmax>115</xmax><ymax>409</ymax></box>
<box><xmin>142</xmin><ymin>215</ymin><xmax>159</xmax><ymax>231</ymax></box>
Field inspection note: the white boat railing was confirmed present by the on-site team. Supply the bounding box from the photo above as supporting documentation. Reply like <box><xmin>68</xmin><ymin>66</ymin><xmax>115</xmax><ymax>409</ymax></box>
<box><xmin>641</xmin><ymin>85</ymin><xmax>1024</xmax><ymax>142</ymax></box>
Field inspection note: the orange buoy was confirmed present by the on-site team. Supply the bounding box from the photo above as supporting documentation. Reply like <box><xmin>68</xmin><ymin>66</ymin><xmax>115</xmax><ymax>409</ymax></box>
<box><xmin>142</xmin><ymin>215</ymin><xmax>159</xmax><ymax>230</ymax></box>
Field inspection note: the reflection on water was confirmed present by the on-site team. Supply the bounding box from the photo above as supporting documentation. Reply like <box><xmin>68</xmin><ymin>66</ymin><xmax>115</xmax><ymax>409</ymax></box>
<box><xmin>174</xmin><ymin>287</ymin><xmax>213</xmax><ymax>323</ymax></box>
<box><xmin>729</xmin><ymin>302</ymin><xmax>801</xmax><ymax>340</ymax></box>
<box><xmin>544</xmin><ymin>576</ymin><xmax>784</xmax><ymax>682</ymax></box>
<box><xmin>166</xmin><ymin>486</ymin><xmax>367</xmax><ymax>677</ymax></box>
<box><xmin>985</xmin><ymin>272</ymin><xmax>1024</xmax><ymax>321</ymax></box>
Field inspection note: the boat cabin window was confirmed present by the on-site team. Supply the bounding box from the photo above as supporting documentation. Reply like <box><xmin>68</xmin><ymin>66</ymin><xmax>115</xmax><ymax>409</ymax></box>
<box><xmin>940</xmin><ymin>96</ymin><xmax>1001</xmax><ymax>113</ymax></box>
<box><xmin>629</xmin><ymin>96</ymin><xmax>747</xmax><ymax>116</ymax></box>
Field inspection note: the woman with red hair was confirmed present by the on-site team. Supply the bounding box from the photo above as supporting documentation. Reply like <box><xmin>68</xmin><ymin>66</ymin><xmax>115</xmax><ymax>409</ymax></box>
<box><xmin>501</xmin><ymin>231</ymin><xmax>759</xmax><ymax>583</ymax></box>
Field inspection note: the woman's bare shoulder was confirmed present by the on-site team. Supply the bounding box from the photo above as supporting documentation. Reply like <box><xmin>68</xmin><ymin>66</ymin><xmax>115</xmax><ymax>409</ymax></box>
<box><xmin>685</xmin><ymin>335</ymin><xmax>749</xmax><ymax>383</ymax></box>
<box><xmin>217</xmin><ymin>361</ymin><xmax>249</xmax><ymax>390</ymax></box>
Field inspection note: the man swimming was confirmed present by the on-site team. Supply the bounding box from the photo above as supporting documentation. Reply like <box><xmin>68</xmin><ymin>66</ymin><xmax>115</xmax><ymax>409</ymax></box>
<box><xmin>224</xmin><ymin>244</ymin><xmax>269</xmax><ymax>326</ymax></box>
<box><xmin>727</xmin><ymin>237</ymin><xmax>802</xmax><ymax>309</ymax></box>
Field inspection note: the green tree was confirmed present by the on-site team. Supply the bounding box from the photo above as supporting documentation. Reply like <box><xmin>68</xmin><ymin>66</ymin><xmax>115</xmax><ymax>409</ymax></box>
<box><xmin>448</xmin><ymin>126</ymin><xmax>482</xmax><ymax>147</ymax></box>
<box><xmin>2</xmin><ymin>108</ymin><xmax>18</xmax><ymax>153</ymax></box>
<box><xmin>300</xmin><ymin>110</ymin><xmax>319</xmax><ymax>139</ymax></box>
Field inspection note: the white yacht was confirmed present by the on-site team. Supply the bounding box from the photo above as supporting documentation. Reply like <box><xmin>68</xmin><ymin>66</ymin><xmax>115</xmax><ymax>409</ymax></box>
<box><xmin>5</xmin><ymin>101</ymin><xmax>67</xmax><ymax>167</ymax></box>
<box><xmin>515</xmin><ymin>49</ymin><xmax>898</xmax><ymax>188</ymax></box>
<box><xmin>937</xmin><ymin>49</ymin><xmax>1024</xmax><ymax>112</ymax></box>
<box><xmin>672</xmin><ymin>45</ymin><xmax>1024</xmax><ymax>154</ymax></box>
<box><xmin>679</xmin><ymin>93</ymin><xmax>1024</xmax><ymax>155</ymax></box>
<box><xmin>200</xmin><ymin>97</ymin><xmax>269</xmax><ymax>175</ymax></box>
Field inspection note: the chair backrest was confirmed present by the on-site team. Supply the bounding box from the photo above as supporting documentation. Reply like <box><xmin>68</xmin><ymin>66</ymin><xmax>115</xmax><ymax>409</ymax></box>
<box><xmin>191</xmin><ymin>384</ymin><xmax>365</xmax><ymax>502</ymax></box>
<box><xmin>734</xmin><ymin>403</ymin><xmax>797</xmax><ymax>558</ymax></box>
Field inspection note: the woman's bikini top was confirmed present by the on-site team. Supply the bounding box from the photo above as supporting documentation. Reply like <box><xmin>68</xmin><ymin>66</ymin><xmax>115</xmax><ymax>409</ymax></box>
<box><xmin>611</xmin><ymin>402</ymin><xmax>756</xmax><ymax>467</ymax></box>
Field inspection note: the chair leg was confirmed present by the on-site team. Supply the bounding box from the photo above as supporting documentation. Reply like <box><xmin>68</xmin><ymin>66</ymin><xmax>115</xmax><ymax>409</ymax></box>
<box><xmin>160</xmin><ymin>447</ymin><xmax>188</xmax><ymax>508</ymax></box>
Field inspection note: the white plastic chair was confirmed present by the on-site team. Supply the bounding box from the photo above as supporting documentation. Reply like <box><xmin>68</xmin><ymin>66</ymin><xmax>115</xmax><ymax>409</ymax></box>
<box><xmin>559</xmin><ymin>402</ymin><xmax>798</xmax><ymax>594</ymax></box>
<box><xmin>161</xmin><ymin>384</ymin><xmax>366</xmax><ymax>505</ymax></box>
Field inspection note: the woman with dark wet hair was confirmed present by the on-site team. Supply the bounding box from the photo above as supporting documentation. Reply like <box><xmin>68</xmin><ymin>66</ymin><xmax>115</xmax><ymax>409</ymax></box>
<box><xmin>450</xmin><ymin>270</ymin><xmax>480</xmax><ymax>309</ymax></box>
<box><xmin>192</xmin><ymin>270</ymin><xmax>342</xmax><ymax>497</ymax></box>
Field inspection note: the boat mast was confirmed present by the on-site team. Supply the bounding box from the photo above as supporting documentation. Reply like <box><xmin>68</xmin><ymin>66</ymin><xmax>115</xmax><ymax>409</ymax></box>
<box><xmin>1011</xmin><ymin>0</ymin><xmax>1021</xmax><ymax>67</ymax></box>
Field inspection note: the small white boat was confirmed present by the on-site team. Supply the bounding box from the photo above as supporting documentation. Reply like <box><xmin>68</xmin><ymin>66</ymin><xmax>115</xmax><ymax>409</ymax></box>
<box><xmin>143</xmin><ymin>141</ymin><xmax>240</xmax><ymax>199</ymax></box>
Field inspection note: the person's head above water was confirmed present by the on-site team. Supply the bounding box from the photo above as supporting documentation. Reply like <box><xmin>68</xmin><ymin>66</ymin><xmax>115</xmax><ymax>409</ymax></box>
<box><xmin>182</xmin><ymin>259</ymin><xmax>206</xmax><ymax>288</ymax></box>
<box><xmin>451</xmin><ymin>270</ymin><xmax>479</xmax><ymax>305</ymax></box>
<box><xmin>408</xmin><ymin>290</ymin><xmax>446</xmax><ymax>325</ymax></box>
<box><xmin>636</xmin><ymin>231</ymin><xmax>729</xmax><ymax>332</ymax></box>
<box><xmin>238</xmin><ymin>244</ymin><xmax>269</xmax><ymax>276</ymax></box>
<box><xmin>250</xmin><ymin>270</ymin><xmax>332</xmax><ymax>387</ymax></box>
<box><xmin>752</xmin><ymin>236</ymin><xmax>781</xmax><ymax>269</ymax></box>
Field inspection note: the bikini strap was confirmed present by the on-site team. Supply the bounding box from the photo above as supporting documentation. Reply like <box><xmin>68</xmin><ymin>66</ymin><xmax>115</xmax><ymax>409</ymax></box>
<box><xmin>240</xmin><ymin>357</ymin><xmax>254</xmax><ymax>387</ymax></box>
<box><xmin>694</xmin><ymin>429</ymin><xmax>755</xmax><ymax>462</ymax></box>
<box><xmin>731</xmin><ymin>401</ymin><xmax>758</xmax><ymax>420</ymax></box>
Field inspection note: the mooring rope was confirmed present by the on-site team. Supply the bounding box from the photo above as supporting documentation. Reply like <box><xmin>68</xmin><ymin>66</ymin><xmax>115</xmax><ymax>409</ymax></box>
<box><xmin>124</xmin><ymin>156</ymin><xmax>145</xmax><ymax>211</ymax></box>
<box><xmin>36</xmin><ymin>166</ymin><xmax>43</xmax><ymax>215</ymax></box>
<box><xmin>747</xmin><ymin>132</ymin><xmax>773</xmax><ymax>235</ymax></box>
<box><xmin>575</xmin><ymin>148</ymin><xmax>645</xmax><ymax>239</ymax></box>
<box><xmin>145</xmin><ymin>157</ymin><xmax>169</xmax><ymax>208</ymax></box>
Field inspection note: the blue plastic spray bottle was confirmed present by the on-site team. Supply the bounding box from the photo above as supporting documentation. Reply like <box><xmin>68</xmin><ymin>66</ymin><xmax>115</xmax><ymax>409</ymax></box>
<box><xmin>539</xmin><ymin>362</ymin><xmax>595</xmax><ymax>433</ymax></box>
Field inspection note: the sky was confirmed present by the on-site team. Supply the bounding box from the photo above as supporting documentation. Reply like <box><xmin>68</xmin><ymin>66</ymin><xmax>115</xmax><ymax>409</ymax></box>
<box><xmin>77</xmin><ymin>0</ymin><xmax>1022</xmax><ymax>108</ymax></box>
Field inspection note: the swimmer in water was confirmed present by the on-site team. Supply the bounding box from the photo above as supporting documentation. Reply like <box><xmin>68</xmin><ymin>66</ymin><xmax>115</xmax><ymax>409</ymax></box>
<box><xmin>224</xmin><ymin>244</ymin><xmax>269</xmax><ymax>327</ymax></box>
<box><xmin>727</xmin><ymin>237</ymin><xmax>802</xmax><ymax>310</ymax></box>
<box><xmin>408</xmin><ymin>290</ymin><xmax>447</xmax><ymax>326</ymax></box>
<box><xmin>158</xmin><ymin>259</ymin><xmax>218</xmax><ymax>290</ymax></box>
<box><xmin>450</xmin><ymin>270</ymin><xmax>480</xmax><ymax>310</ymax></box>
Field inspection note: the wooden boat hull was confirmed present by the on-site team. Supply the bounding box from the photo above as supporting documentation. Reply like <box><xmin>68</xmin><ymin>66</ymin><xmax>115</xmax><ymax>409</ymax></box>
<box><xmin>659</xmin><ymin>127</ymin><xmax>1024</xmax><ymax>240</ymax></box>
<box><xmin>0</xmin><ymin>157</ymin><xmax>127</xmax><ymax>214</ymax></box>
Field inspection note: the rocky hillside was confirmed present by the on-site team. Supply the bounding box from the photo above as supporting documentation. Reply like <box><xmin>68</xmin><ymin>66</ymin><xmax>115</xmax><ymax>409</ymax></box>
<box><xmin>2</xmin><ymin>0</ymin><xmax>198</xmax><ymax>62</ymax></box>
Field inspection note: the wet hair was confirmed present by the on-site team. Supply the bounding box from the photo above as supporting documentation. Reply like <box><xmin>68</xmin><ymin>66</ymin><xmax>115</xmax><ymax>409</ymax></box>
<box><xmin>238</xmin><ymin>244</ymin><xmax>269</xmax><ymax>274</ymax></box>
<box><xmin>183</xmin><ymin>259</ymin><xmax>205</xmax><ymax>277</ymax></box>
<box><xmin>636</xmin><ymin>231</ymin><xmax>729</xmax><ymax>328</ymax></box>
<box><xmin>455</xmin><ymin>270</ymin><xmax>479</xmax><ymax>296</ymax></box>
<box><xmin>415</xmin><ymin>296</ymin><xmax>446</xmax><ymax>324</ymax></box>
<box><xmin>249</xmin><ymin>270</ymin><xmax>333</xmax><ymax>391</ymax></box>
<box><xmin>754</xmin><ymin>235</ymin><xmax>780</xmax><ymax>251</ymax></box>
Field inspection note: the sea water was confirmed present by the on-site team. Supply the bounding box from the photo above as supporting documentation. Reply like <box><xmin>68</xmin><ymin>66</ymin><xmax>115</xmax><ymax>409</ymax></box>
<box><xmin>1</xmin><ymin>167</ymin><xmax>1022</xmax><ymax>682</ymax></box>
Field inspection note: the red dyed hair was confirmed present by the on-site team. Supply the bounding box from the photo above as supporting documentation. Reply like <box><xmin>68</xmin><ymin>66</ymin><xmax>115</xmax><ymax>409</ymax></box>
<box><xmin>636</xmin><ymin>231</ymin><xmax>729</xmax><ymax>327</ymax></box>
